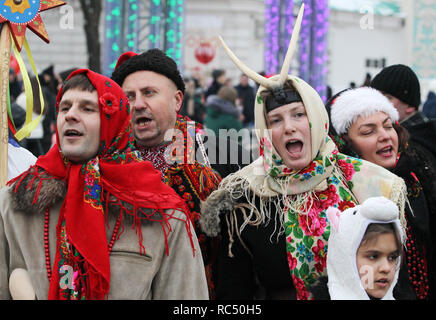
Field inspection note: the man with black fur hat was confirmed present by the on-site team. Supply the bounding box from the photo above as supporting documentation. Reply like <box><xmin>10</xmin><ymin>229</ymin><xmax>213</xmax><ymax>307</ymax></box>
<box><xmin>111</xmin><ymin>49</ymin><xmax>251</xmax><ymax>299</ymax></box>
<box><xmin>371</xmin><ymin>64</ymin><xmax>436</xmax><ymax>162</ymax></box>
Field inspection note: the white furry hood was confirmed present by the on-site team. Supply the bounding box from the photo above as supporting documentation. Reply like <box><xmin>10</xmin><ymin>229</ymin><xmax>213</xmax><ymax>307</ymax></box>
<box><xmin>331</xmin><ymin>87</ymin><xmax>399</xmax><ymax>135</ymax></box>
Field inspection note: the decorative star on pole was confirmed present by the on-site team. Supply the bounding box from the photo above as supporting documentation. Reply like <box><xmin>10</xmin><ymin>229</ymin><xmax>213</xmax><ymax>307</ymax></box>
<box><xmin>0</xmin><ymin>0</ymin><xmax>66</xmax><ymax>51</ymax></box>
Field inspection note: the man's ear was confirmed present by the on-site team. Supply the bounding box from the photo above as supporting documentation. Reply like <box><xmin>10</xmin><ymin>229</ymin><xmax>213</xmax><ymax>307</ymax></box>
<box><xmin>174</xmin><ymin>90</ymin><xmax>184</xmax><ymax>113</ymax></box>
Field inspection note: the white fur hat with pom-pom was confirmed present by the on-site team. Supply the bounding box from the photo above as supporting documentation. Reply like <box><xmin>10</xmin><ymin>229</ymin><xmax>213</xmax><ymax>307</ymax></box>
<box><xmin>331</xmin><ymin>87</ymin><xmax>399</xmax><ymax>135</ymax></box>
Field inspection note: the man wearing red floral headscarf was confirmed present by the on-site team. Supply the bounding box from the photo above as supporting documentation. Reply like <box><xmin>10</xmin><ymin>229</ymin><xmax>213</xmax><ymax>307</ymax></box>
<box><xmin>0</xmin><ymin>69</ymin><xmax>208</xmax><ymax>300</ymax></box>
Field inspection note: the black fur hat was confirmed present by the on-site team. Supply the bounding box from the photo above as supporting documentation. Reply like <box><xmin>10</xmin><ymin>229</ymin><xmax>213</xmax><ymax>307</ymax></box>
<box><xmin>111</xmin><ymin>49</ymin><xmax>185</xmax><ymax>94</ymax></box>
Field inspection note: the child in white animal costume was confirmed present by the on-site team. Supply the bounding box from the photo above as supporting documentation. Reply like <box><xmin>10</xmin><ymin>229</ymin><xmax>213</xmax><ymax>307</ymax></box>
<box><xmin>318</xmin><ymin>196</ymin><xmax>405</xmax><ymax>300</ymax></box>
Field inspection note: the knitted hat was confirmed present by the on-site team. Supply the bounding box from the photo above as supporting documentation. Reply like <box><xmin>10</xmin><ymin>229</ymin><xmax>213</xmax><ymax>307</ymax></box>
<box><xmin>218</xmin><ymin>86</ymin><xmax>237</xmax><ymax>103</ymax></box>
<box><xmin>370</xmin><ymin>64</ymin><xmax>421</xmax><ymax>109</ymax></box>
<box><xmin>330</xmin><ymin>87</ymin><xmax>399</xmax><ymax>135</ymax></box>
<box><xmin>111</xmin><ymin>49</ymin><xmax>185</xmax><ymax>93</ymax></box>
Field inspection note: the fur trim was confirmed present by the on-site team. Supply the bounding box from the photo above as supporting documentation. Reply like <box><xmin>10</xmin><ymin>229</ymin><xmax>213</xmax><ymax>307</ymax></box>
<box><xmin>199</xmin><ymin>189</ymin><xmax>236</xmax><ymax>237</ymax></box>
<box><xmin>331</xmin><ymin>87</ymin><xmax>399</xmax><ymax>135</ymax></box>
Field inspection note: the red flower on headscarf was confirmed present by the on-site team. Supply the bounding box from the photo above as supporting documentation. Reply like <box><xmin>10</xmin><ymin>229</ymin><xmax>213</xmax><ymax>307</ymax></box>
<box><xmin>99</xmin><ymin>92</ymin><xmax>119</xmax><ymax>115</ymax></box>
<box><xmin>259</xmin><ymin>137</ymin><xmax>272</xmax><ymax>157</ymax></box>
<box><xmin>299</xmin><ymin>162</ymin><xmax>317</xmax><ymax>174</ymax></box>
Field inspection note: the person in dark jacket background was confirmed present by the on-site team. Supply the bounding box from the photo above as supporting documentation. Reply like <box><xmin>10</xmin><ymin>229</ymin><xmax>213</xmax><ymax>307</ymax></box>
<box><xmin>181</xmin><ymin>77</ymin><xmax>206</xmax><ymax>124</ymax></box>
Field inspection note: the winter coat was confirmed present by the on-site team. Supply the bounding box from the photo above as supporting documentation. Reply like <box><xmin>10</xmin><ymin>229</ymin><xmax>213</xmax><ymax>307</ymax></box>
<box><xmin>0</xmin><ymin>175</ymin><xmax>209</xmax><ymax>300</ymax></box>
<box><xmin>205</xmin><ymin>95</ymin><xmax>243</xmax><ymax>137</ymax></box>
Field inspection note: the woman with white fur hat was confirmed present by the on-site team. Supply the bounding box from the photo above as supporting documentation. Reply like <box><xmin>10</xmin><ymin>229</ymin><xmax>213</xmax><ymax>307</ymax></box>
<box><xmin>328</xmin><ymin>87</ymin><xmax>436</xmax><ymax>299</ymax></box>
<box><xmin>200</xmin><ymin>5</ymin><xmax>408</xmax><ymax>300</ymax></box>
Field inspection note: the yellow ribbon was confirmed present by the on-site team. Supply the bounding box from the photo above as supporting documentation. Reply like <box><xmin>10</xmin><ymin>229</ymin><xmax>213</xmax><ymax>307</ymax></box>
<box><xmin>11</xmin><ymin>35</ymin><xmax>45</xmax><ymax>141</ymax></box>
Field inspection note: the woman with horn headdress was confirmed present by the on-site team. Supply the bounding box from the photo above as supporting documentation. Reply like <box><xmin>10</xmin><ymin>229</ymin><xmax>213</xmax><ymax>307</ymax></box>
<box><xmin>200</xmin><ymin>5</ymin><xmax>408</xmax><ymax>300</ymax></box>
